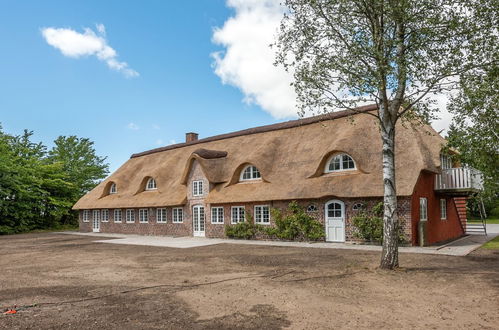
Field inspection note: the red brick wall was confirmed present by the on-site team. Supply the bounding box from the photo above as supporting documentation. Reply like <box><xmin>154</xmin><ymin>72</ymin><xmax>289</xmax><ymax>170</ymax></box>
<box><xmin>411</xmin><ymin>171</ymin><xmax>464</xmax><ymax>245</ymax></box>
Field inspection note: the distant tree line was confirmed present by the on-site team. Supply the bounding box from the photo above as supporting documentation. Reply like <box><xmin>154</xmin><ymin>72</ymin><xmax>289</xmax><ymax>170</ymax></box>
<box><xmin>0</xmin><ymin>125</ymin><xmax>108</xmax><ymax>234</ymax></box>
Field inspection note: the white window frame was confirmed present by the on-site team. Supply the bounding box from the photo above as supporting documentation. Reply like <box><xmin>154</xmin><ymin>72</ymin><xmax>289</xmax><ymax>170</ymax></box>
<box><xmin>126</xmin><ymin>209</ymin><xmax>135</xmax><ymax>223</ymax></box>
<box><xmin>254</xmin><ymin>205</ymin><xmax>270</xmax><ymax>225</ymax></box>
<box><xmin>420</xmin><ymin>198</ymin><xmax>428</xmax><ymax>221</ymax></box>
<box><xmin>440</xmin><ymin>199</ymin><xmax>447</xmax><ymax>220</ymax></box>
<box><xmin>172</xmin><ymin>208</ymin><xmax>183</xmax><ymax>223</ymax></box>
<box><xmin>324</xmin><ymin>153</ymin><xmax>356</xmax><ymax>173</ymax></box>
<box><xmin>211</xmin><ymin>207</ymin><xmax>224</xmax><ymax>224</ymax></box>
<box><xmin>146</xmin><ymin>178</ymin><xmax>157</xmax><ymax>190</ymax></box>
<box><xmin>82</xmin><ymin>210</ymin><xmax>90</xmax><ymax>222</ymax></box>
<box><xmin>93</xmin><ymin>210</ymin><xmax>100</xmax><ymax>222</ymax></box>
<box><xmin>231</xmin><ymin>206</ymin><xmax>245</xmax><ymax>224</ymax></box>
<box><xmin>114</xmin><ymin>209</ymin><xmax>122</xmax><ymax>223</ymax></box>
<box><xmin>101</xmin><ymin>209</ymin><xmax>109</xmax><ymax>222</ymax></box>
<box><xmin>240</xmin><ymin>165</ymin><xmax>262</xmax><ymax>181</ymax></box>
<box><xmin>110</xmin><ymin>183</ymin><xmax>117</xmax><ymax>194</ymax></box>
<box><xmin>157</xmin><ymin>208</ymin><xmax>167</xmax><ymax>223</ymax></box>
<box><xmin>139</xmin><ymin>209</ymin><xmax>149</xmax><ymax>223</ymax></box>
<box><xmin>192</xmin><ymin>180</ymin><xmax>203</xmax><ymax>197</ymax></box>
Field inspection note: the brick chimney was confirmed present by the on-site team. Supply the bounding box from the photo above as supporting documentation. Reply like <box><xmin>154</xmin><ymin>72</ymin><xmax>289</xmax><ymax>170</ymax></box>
<box><xmin>186</xmin><ymin>132</ymin><xmax>198</xmax><ymax>143</ymax></box>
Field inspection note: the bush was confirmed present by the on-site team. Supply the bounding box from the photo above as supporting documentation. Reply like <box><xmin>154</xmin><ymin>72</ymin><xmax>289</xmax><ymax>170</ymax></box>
<box><xmin>225</xmin><ymin>213</ymin><xmax>259</xmax><ymax>239</ymax></box>
<box><xmin>352</xmin><ymin>202</ymin><xmax>406</xmax><ymax>243</ymax></box>
<box><xmin>268</xmin><ymin>201</ymin><xmax>325</xmax><ymax>241</ymax></box>
<box><xmin>224</xmin><ymin>202</ymin><xmax>325</xmax><ymax>241</ymax></box>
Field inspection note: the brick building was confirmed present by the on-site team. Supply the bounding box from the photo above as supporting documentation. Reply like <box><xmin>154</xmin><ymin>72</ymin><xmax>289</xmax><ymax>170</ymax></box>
<box><xmin>73</xmin><ymin>105</ymin><xmax>482</xmax><ymax>246</ymax></box>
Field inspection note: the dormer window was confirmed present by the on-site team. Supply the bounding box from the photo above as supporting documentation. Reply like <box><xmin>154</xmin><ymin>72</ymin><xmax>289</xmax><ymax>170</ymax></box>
<box><xmin>325</xmin><ymin>154</ymin><xmax>356</xmax><ymax>173</ymax></box>
<box><xmin>146</xmin><ymin>178</ymin><xmax>157</xmax><ymax>190</ymax></box>
<box><xmin>109</xmin><ymin>183</ymin><xmax>117</xmax><ymax>194</ymax></box>
<box><xmin>240</xmin><ymin>165</ymin><xmax>261</xmax><ymax>181</ymax></box>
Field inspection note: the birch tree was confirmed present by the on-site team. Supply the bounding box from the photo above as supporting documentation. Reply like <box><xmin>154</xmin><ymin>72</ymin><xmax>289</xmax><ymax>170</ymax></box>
<box><xmin>275</xmin><ymin>0</ymin><xmax>498</xmax><ymax>269</ymax></box>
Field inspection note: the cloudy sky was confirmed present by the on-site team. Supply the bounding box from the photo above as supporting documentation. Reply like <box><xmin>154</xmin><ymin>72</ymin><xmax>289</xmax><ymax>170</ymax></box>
<box><xmin>0</xmin><ymin>0</ymin><xmax>453</xmax><ymax>172</ymax></box>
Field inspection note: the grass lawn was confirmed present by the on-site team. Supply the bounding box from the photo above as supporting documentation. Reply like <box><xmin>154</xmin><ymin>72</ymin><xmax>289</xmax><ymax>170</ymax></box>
<box><xmin>482</xmin><ymin>236</ymin><xmax>499</xmax><ymax>249</ymax></box>
<box><xmin>468</xmin><ymin>217</ymin><xmax>499</xmax><ymax>224</ymax></box>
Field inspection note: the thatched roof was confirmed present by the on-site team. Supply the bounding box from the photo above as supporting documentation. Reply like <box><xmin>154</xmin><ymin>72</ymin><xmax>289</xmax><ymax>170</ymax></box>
<box><xmin>73</xmin><ymin>105</ymin><xmax>447</xmax><ymax>209</ymax></box>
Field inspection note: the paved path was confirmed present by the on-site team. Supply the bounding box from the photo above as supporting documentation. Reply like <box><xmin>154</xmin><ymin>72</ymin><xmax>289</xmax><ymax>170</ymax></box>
<box><xmin>59</xmin><ymin>224</ymin><xmax>499</xmax><ymax>256</ymax></box>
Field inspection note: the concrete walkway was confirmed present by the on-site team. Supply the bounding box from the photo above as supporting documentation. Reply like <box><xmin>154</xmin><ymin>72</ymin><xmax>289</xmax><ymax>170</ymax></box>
<box><xmin>59</xmin><ymin>224</ymin><xmax>499</xmax><ymax>257</ymax></box>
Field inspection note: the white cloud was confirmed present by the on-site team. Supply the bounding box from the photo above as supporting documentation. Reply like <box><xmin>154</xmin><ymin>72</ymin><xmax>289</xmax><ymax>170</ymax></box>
<box><xmin>41</xmin><ymin>24</ymin><xmax>139</xmax><ymax>78</ymax></box>
<box><xmin>213</xmin><ymin>0</ymin><xmax>454</xmax><ymax>133</ymax></box>
<box><xmin>127</xmin><ymin>122</ymin><xmax>139</xmax><ymax>130</ymax></box>
<box><xmin>169</xmin><ymin>139</ymin><xmax>177</xmax><ymax>145</ymax></box>
<box><xmin>155</xmin><ymin>139</ymin><xmax>164</xmax><ymax>145</ymax></box>
<box><xmin>212</xmin><ymin>0</ymin><xmax>297</xmax><ymax>119</ymax></box>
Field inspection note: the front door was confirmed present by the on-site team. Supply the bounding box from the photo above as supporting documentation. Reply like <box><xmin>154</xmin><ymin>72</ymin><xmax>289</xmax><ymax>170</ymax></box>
<box><xmin>325</xmin><ymin>200</ymin><xmax>345</xmax><ymax>242</ymax></box>
<box><xmin>92</xmin><ymin>210</ymin><xmax>100</xmax><ymax>233</ymax></box>
<box><xmin>192</xmin><ymin>205</ymin><xmax>205</xmax><ymax>237</ymax></box>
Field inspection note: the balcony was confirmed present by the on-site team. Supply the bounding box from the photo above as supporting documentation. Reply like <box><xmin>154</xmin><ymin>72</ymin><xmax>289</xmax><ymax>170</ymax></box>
<box><xmin>435</xmin><ymin>168</ymin><xmax>483</xmax><ymax>194</ymax></box>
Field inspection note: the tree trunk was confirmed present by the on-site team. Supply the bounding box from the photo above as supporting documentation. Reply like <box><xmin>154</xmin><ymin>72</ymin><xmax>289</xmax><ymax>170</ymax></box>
<box><xmin>380</xmin><ymin>121</ymin><xmax>399</xmax><ymax>269</ymax></box>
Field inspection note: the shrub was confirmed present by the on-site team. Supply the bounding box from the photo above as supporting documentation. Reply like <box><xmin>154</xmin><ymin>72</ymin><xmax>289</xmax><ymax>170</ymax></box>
<box><xmin>225</xmin><ymin>213</ymin><xmax>257</xmax><ymax>239</ymax></box>
<box><xmin>269</xmin><ymin>201</ymin><xmax>325</xmax><ymax>241</ymax></box>
<box><xmin>352</xmin><ymin>202</ymin><xmax>406</xmax><ymax>243</ymax></box>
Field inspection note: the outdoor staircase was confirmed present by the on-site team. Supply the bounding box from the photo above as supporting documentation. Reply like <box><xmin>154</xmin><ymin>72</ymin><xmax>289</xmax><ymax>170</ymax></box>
<box><xmin>454</xmin><ymin>197</ymin><xmax>487</xmax><ymax>235</ymax></box>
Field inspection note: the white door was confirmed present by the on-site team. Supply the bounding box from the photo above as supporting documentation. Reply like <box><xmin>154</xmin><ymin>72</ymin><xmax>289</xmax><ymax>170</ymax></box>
<box><xmin>325</xmin><ymin>200</ymin><xmax>345</xmax><ymax>242</ymax></box>
<box><xmin>92</xmin><ymin>210</ymin><xmax>100</xmax><ymax>233</ymax></box>
<box><xmin>193</xmin><ymin>205</ymin><xmax>205</xmax><ymax>237</ymax></box>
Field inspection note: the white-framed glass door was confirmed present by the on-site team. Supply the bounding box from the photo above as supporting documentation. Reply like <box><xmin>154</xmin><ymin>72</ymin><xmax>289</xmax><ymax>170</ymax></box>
<box><xmin>92</xmin><ymin>210</ymin><xmax>100</xmax><ymax>233</ymax></box>
<box><xmin>325</xmin><ymin>200</ymin><xmax>345</xmax><ymax>242</ymax></box>
<box><xmin>192</xmin><ymin>205</ymin><xmax>205</xmax><ymax>237</ymax></box>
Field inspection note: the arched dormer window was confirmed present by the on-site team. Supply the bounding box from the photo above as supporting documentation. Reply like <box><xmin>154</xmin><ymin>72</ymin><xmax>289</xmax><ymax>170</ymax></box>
<box><xmin>109</xmin><ymin>183</ymin><xmax>117</xmax><ymax>194</ymax></box>
<box><xmin>325</xmin><ymin>153</ymin><xmax>356</xmax><ymax>173</ymax></box>
<box><xmin>240</xmin><ymin>165</ymin><xmax>261</xmax><ymax>181</ymax></box>
<box><xmin>146</xmin><ymin>178</ymin><xmax>157</xmax><ymax>190</ymax></box>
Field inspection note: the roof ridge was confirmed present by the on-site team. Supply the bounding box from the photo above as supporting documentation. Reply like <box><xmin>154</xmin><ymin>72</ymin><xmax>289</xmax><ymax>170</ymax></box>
<box><xmin>131</xmin><ymin>104</ymin><xmax>378</xmax><ymax>158</ymax></box>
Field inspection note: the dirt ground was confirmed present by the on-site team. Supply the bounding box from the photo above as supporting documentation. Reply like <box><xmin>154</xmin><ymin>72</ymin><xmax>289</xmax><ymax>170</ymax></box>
<box><xmin>0</xmin><ymin>233</ymin><xmax>498</xmax><ymax>329</ymax></box>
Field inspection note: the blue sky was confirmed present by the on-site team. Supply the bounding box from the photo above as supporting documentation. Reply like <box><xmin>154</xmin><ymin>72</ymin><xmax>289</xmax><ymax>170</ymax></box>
<box><xmin>0</xmin><ymin>1</ymin><xmax>289</xmax><ymax>172</ymax></box>
<box><xmin>0</xmin><ymin>0</ymin><xmax>452</xmax><ymax>173</ymax></box>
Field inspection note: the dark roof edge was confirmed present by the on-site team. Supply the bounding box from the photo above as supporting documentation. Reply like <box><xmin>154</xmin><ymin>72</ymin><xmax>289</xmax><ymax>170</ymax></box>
<box><xmin>131</xmin><ymin>104</ymin><xmax>378</xmax><ymax>158</ymax></box>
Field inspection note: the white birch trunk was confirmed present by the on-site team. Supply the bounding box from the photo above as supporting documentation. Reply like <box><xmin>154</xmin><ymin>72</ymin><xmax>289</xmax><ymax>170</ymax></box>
<box><xmin>380</xmin><ymin>117</ymin><xmax>399</xmax><ymax>269</ymax></box>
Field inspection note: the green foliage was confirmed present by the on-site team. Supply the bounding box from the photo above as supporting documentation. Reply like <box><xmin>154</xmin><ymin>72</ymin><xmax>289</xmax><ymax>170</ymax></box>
<box><xmin>352</xmin><ymin>203</ymin><xmax>384</xmax><ymax>243</ymax></box>
<box><xmin>0</xmin><ymin>126</ymin><xmax>109</xmax><ymax>234</ymax></box>
<box><xmin>225</xmin><ymin>202</ymin><xmax>324</xmax><ymax>241</ymax></box>
<box><xmin>225</xmin><ymin>213</ymin><xmax>258</xmax><ymax>239</ymax></box>
<box><xmin>352</xmin><ymin>202</ymin><xmax>406</xmax><ymax>244</ymax></box>
<box><xmin>447</xmin><ymin>64</ymin><xmax>498</xmax><ymax>216</ymax></box>
<box><xmin>267</xmin><ymin>201</ymin><xmax>325</xmax><ymax>241</ymax></box>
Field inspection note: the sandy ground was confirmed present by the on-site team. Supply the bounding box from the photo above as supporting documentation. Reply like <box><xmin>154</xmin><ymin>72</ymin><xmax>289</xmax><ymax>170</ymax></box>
<box><xmin>0</xmin><ymin>233</ymin><xmax>498</xmax><ymax>329</ymax></box>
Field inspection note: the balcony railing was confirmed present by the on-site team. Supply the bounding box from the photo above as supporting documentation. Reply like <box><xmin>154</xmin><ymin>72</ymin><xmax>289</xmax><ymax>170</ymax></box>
<box><xmin>435</xmin><ymin>168</ymin><xmax>483</xmax><ymax>192</ymax></box>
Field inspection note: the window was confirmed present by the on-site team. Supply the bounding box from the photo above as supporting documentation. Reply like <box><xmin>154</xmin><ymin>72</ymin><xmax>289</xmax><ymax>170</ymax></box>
<box><xmin>211</xmin><ymin>207</ymin><xmax>224</xmax><ymax>224</ymax></box>
<box><xmin>325</xmin><ymin>154</ymin><xmax>356</xmax><ymax>173</ymax></box>
<box><xmin>231</xmin><ymin>206</ymin><xmax>245</xmax><ymax>224</ymax></box>
<box><xmin>254</xmin><ymin>205</ymin><xmax>270</xmax><ymax>224</ymax></box>
<box><xmin>307</xmin><ymin>204</ymin><xmax>318</xmax><ymax>213</ymax></box>
<box><xmin>192</xmin><ymin>180</ymin><xmax>204</xmax><ymax>197</ymax></box>
<box><xmin>114</xmin><ymin>209</ymin><xmax>122</xmax><ymax>223</ymax></box>
<box><xmin>420</xmin><ymin>198</ymin><xmax>428</xmax><ymax>221</ymax></box>
<box><xmin>352</xmin><ymin>203</ymin><xmax>365</xmax><ymax>211</ymax></box>
<box><xmin>146</xmin><ymin>178</ymin><xmax>157</xmax><ymax>190</ymax></box>
<box><xmin>101</xmin><ymin>209</ymin><xmax>109</xmax><ymax>222</ymax></box>
<box><xmin>440</xmin><ymin>199</ymin><xmax>447</xmax><ymax>220</ymax></box>
<box><xmin>126</xmin><ymin>209</ymin><xmax>135</xmax><ymax>223</ymax></box>
<box><xmin>82</xmin><ymin>210</ymin><xmax>90</xmax><ymax>222</ymax></box>
<box><xmin>93</xmin><ymin>210</ymin><xmax>100</xmax><ymax>222</ymax></box>
<box><xmin>139</xmin><ymin>209</ymin><xmax>149</xmax><ymax>223</ymax></box>
<box><xmin>240</xmin><ymin>165</ymin><xmax>261</xmax><ymax>181</ymax></box>
<box><xmin>157</xmin><ymin>208</ymin><xmax>167</xmax><ymax>223</ymax></box>
<box><xmin>172</xmin><ymin>208</ymin><xmax>183</xmax><ymax>223</ymax></box>
<box><xmin>109</xmin><ymin>183</ymin><xmax>117</xmax><ymax>194</ymax></box>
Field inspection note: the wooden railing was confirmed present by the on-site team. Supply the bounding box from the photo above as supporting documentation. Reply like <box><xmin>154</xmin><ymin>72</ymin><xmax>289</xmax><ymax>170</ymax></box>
<box><xmin>435</xmin><ymin>168</ymin><xmax>483</xmax><ymax>191</ymax></box>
